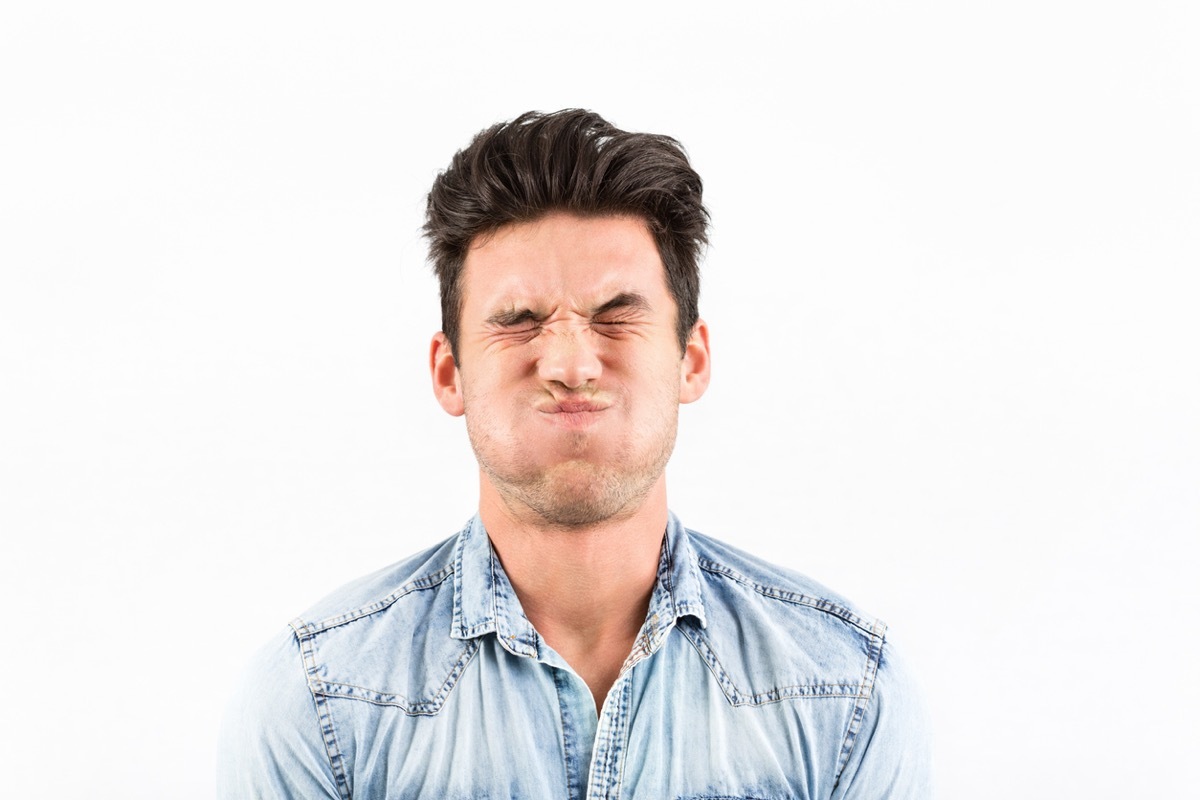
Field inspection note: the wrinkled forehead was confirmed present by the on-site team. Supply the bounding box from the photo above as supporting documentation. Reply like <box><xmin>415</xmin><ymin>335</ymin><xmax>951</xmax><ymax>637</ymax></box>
<box><xmin>460</xmin><ymin>213</ymin><xmax>670</xmax><ymax>316</ymax></box>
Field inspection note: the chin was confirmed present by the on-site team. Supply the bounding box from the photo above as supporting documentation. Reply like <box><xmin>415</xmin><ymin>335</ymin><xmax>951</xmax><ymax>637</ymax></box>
<box><xmin>505</xmin><ymin>460</ymin><xmax>656</xmax><ymax>529</ymax></box>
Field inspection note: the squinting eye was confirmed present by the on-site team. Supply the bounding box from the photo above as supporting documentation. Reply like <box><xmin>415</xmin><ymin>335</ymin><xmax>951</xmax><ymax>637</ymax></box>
<box><xmin>494</xmin><ymin>316</ymin><xmax>540</xmax><ymax>332</ymax></box>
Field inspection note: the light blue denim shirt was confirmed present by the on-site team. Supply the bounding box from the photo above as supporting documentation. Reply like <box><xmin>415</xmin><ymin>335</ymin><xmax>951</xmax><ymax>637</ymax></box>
<box><xmin>218</xmin><ymin>513</ymin><xmax>932</xmax><ymax>799</ymax></box>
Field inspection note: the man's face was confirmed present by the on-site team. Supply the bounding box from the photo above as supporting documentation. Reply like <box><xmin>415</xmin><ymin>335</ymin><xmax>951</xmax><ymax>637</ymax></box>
<box><xmin>430</xmin><ymin>212</ymin><xmax>710</xmax><ymax>528</ymax></box>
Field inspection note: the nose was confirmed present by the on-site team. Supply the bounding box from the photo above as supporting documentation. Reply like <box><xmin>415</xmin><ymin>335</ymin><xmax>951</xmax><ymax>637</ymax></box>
<box><xmin>537</xmin><ymin>328</ymin><xmax>602</xmax><ymax>390</ymax></box>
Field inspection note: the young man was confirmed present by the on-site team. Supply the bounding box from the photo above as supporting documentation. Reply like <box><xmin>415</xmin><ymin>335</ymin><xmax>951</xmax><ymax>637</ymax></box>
<box><xmin>218</xmin><ymin>110</ymin><xmax>933</xmax><ymax>799</ymax></box>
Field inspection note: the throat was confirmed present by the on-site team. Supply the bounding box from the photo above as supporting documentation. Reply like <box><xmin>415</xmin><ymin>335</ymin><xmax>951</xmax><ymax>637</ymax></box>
<box><xmin>476</xmin><ymin>480</ymin><xmax>669</xmax><ymax>713</ymax></box>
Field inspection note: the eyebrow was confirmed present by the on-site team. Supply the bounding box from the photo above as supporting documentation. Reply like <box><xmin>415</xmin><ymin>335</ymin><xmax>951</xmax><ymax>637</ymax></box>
<box><xmin>485</xmin><ymin>307</ymin><xmax>544</xmax><ymax>327</ymax></box>
<box><xmin>591</xmin><ymin>292</ymin><xmax>652</xmax><ymax>316</ymax></box>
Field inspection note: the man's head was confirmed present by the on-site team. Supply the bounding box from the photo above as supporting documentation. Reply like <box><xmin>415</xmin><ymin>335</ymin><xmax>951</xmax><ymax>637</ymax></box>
<box><xmin>424</xmin><ymin>109</ymin><xmax>708</xmax><ymax>358</ymax></box>
<box><xmin>425</xmin><ymin>111</ymin><xmax>711</xmax><ymax>529</ymax></box>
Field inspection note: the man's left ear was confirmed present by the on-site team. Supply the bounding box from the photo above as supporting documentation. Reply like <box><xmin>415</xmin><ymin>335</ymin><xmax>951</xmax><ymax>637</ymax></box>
<box><xmin>679</xmin><ymin>319</ymin><xmax>711</xmax><ymax>404</ymax></box>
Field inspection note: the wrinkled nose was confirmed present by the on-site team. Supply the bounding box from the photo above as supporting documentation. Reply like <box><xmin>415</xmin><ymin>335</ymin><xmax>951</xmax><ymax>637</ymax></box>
<box><xmin>537</xmin><ymin>329</ymin><xmax>602</xmax><ymax>389</ymax></box>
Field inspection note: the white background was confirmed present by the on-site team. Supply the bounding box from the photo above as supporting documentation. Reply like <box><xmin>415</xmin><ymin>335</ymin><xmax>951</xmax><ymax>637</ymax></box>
<box><xmin>2</xmin><ymin>2</ymin><xmax>1197</xmax><ymax>797</ymax></box>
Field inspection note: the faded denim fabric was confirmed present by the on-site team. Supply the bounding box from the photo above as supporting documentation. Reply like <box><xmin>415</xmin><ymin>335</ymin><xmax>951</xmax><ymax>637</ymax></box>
<box><xmin>218</xmin><ymin>513</ymin><xmax>932</xmax><ymax>799</ymax></box>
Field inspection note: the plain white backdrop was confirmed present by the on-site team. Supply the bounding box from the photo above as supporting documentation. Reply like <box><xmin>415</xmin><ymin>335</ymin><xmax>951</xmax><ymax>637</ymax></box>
<box><xmin>2</xmin><ymin>2</ymin><xmax>1197</xmax><ymax>797</ymax></box>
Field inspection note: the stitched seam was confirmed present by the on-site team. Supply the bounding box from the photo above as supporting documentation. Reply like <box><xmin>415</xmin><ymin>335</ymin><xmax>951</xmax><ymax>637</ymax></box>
<box><xmin>598</xmin><ymin>697</ymin><xmax>617</xmax><ymax>798</ymax></box>
<box><xmin>661</xmin><ymin>528</ymin><xmax>677</xmax><ymax>619</ymax></box>
<box><xmin>551</xmin><ymin>669</ymin><xmax>578</xmax><ymax>800</ymax></box>
<box><xmin>311</xmin><ymin>640</ymin><xmax>481</xmax><ymax>716</ymax></box>
<box><xmin>303</xmin><ymin>565</ymin><xmax>455</xmax><ymax>635</ymax></box>
<box><xmin>680</xmin><ymin>624</ymin><xmax>868</xmax><ymax>707</ymax></box>
<box><xmin>308</xmin><ymin>693</ymin><xmax>438</xmax><ymax>714</ymax></box>
<box><xmin>832</xmin><ymin>626</ymin><xmax>887</xmax><ymax>789</ymax></box>
<box><xmin>291</xmin><ymin>621</ymin><xmax>352</xmax><ymax>800</ymax></box>
<box><xmin>592</xmin><ymin>678</ymin><xmax>625</xmax><ymax>799</ymax></box>
<box><xmin>452</xmin><ymin>532</ymin><xmax>467</xmax><ymax>636</ymax></box>
<box><xmin>489</xmin><ymin>548</ymin><xmax>500</xmax><ymax>635</ymax></box>
<box><xmin>613</xmin><ymin>675</ymin><xmax>633</xmax><ymax>800</ymax></box>
<box><xmin>696</xmin><ymin>558</ymin><xmax>878</xmax><ymax>636</ymax></box>
<box><xmin>320</xmin><ymin>694</ymin><xmax>413</xmax><ymax>710</ymax></box>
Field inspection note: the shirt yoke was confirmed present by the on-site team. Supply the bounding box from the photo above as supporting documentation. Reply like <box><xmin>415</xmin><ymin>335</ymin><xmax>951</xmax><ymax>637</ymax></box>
<box><xmin>679</xmin><ymin>530</ymin><xmax>888</xmax><ymax>708</ymax></box>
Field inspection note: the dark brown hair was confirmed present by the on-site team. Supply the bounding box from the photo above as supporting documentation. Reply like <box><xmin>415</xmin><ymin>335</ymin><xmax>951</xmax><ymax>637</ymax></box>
<box><xmin>424</xmin><ymin>109</ymin><xmax>709</xmax><ymax>356</ymax></box>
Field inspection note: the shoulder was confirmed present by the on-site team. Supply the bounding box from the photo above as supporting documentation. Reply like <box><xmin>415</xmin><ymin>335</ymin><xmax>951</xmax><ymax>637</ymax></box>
<box><xmin>679</xmin><ymin>528</ymin><xmax>889</xmax><ymax>703</ymax></box>
<box><xmin>686</xmin><ymin>527</ymin><xmax>886</xmax><ymax>639</ymax></box>
<box><xmin>217</xmin><ymin>627</ymin><xmax>341</xmax><ymax>796</ymax></box>
<box><xmin>831</xmin><ymin>636</ymin><xmax>934</xmax><ymax>797</ymax></box>
<box><xmin>217</xmin><ymin>529</ymin><xmax>467</xmax><ymax>794</ymax></box>
<box><xmin>288</xmin><ymin>532</ymin><xmax>460</xmax><ymax>635</ymax></box>
<box><xmin>680</xmin><ymin>527</ymin><xmax>932</xmax><ymax>790</ymax></box>
<box><xmin>228</xmin><ymin>527</ymin><xmax>463</xmax><ymax>701</ymax></box>
<box><xmin>277</xmin><ymin>527</ymin><xmax>473</xmax><ymax>713</ymax></box>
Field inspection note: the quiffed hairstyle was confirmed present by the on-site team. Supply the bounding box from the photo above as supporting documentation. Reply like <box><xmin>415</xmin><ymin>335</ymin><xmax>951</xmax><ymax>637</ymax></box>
<box><xmin>423</xmin><ymin>109</ymin><xmax>709</xmax><ymax>357</ymax></box>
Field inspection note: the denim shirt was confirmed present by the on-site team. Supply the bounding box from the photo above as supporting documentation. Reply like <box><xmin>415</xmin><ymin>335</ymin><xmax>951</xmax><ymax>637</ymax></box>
<box><xmin>218</xmin><ymin>513</ymin><xmax>932</xmax><ymax>799</ymax></box>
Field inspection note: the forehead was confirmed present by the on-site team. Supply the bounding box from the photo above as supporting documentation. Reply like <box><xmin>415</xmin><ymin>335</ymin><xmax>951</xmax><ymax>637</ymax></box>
<box><xmin>460</xmin><ymin>213</ymin><xmax>669</xmax><ymax>312</ymax></box>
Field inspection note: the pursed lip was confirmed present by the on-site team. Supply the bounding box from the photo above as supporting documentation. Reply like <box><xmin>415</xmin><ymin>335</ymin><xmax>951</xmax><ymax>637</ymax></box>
<box><xmin>542</xmin><ymin>400</ymin><xmax>610</xmax><ymax>414</ymax></box>
<box><xmin>536</xmin><ymin>398</ymin><xmax>611</xmax><ymax>427</ymax></box>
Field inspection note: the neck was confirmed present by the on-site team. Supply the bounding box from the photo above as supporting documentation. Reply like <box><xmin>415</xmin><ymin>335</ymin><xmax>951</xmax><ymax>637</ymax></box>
<box><xmin>478</xmin><ymin>474</ymin><xmax>667</xmax><ymax>656</ymax></box>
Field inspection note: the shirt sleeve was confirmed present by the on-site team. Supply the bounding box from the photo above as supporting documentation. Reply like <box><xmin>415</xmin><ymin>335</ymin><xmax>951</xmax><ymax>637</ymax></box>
<box><xmin>830</xmin><ymin>637</ymin><xmax>934</xmax><ymax>800</ymax></box>
<box><xmin>216</xmin><ymin>627</ymin><xmax>343</xmax><ymax>800</ymax></box>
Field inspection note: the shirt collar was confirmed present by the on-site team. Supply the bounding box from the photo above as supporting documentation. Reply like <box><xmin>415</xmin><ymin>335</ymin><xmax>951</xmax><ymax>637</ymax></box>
<box><xmin>449</xmin><ymin>511</ymin><xmax>708</xmax><ymax>656</ymax></box>
<box><xmin>450</xmin><ymin>515</ymin><xmax>539</xmax><ymax>656</ymax></box>
<box><xmin>653</xmin><ymin>510</ymin><xmax>708</xmax><ymax>631</ymax></box>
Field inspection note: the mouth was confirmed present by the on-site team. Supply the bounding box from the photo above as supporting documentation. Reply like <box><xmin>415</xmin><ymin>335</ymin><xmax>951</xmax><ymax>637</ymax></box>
<box><xmin>548</xmin><ymin>400</ymin><xmax>608</xmax><ymax>414</ymax></box>
<box><xmin>538</xmin><ymin>399</ymin><xmax>611</xmax><ymax>429</ymax></box>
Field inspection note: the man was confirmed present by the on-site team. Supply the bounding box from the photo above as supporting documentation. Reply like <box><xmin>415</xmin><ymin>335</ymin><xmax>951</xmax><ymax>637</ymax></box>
<box><xmin>218</xmin><ymin>109</ymin><xmax>933</xmax><ymax>799</ymax></box>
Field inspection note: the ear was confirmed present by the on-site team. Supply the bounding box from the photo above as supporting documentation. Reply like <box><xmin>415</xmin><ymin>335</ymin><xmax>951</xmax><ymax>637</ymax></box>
<box><xmin>430</xmin><ymin>332</ymin><xmax>465</xmax><ymax>416</ymax></box>
<box><xmin>678</xmin><ymin>318</ymin><xmax>711</xmax><ymax>404</ymax></box>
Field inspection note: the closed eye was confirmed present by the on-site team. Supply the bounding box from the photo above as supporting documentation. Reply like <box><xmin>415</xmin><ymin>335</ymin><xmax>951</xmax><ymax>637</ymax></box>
<box><xmin>590</xmin><ymin>293</ymin><xmax>651</xmax><ymax>331</ymax></box>
<box><xmin>591</xmin><ymin>317</ymin><xmax>637</xmax><ymax>337</ymax></box>
<box><xmin>487</xmin><ymin>308</ymin><xmax>543</xmax><ymax>331</ymax></box>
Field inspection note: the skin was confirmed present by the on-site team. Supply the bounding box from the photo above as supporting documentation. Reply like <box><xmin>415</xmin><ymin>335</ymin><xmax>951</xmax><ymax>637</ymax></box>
<box><xmin>430</xmin><ymin>212</ymin><xmax>711</xmax><ymax>713</ymax></box>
